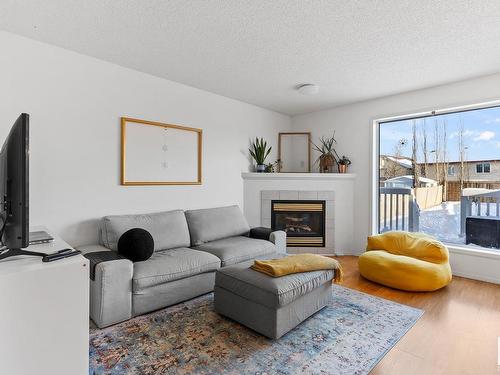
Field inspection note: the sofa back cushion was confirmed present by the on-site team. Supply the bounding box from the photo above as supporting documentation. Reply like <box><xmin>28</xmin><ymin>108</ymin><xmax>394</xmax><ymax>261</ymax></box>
<box><xmin>185</xmin><ymin>205</ymin><xmax>250</xmax><ymax>245</ymax></box>
<box><xmin>100</xmin><ymin>210</ymin><xmax>190</xmax><ymax>252</ymax></box>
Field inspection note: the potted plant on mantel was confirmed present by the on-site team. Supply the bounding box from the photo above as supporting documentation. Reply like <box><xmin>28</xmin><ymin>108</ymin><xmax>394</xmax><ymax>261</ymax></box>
<box><xmin>249</xmin><ymin>137</ymin><xmax>272</xmax><ymax>173</ymax></box>
<box><xmin>311</xmin><ymin>135</ymin><xmax>340</xmax><ymax>173</ymax></box>
<box><xmin>338</xmin><ymin>156</ymin><xmax>351</xmax><ymax>173</ymax></box>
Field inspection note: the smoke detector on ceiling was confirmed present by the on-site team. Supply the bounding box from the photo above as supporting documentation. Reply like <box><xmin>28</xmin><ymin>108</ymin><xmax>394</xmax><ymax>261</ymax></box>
<box><xmin>297</xmin><ymin>84</ymin><xmax>319</xmax><ymax>95</ymax></box>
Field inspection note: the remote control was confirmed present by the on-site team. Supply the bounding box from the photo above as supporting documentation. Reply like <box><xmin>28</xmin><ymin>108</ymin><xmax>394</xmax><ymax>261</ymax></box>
<box><xmin>57</xmin><ymin>248</ymin><xmax>73</xmax><ymax>254</ymax></box>
<box><xmin>42</xmin><ymin>250</ymin><xmax>81</xmax><ymax>262</ymax></box>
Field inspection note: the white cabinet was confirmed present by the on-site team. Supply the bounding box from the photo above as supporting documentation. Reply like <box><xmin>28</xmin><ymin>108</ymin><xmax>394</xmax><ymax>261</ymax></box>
<box><xmin>0</xmin><ymin>231</ymin><xmax>89</xmax><ymax>375</ymax></box>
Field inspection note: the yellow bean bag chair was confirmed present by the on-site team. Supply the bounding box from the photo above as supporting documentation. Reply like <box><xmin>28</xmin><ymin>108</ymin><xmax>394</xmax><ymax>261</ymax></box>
<box><xmin>358</xmin><ymin>231</ymin><xmax>452</xmax><ymax>291</ymax></box>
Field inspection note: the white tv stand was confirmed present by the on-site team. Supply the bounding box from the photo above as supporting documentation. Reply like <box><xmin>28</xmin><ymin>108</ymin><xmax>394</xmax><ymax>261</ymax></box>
<box><xmin>0</xmin><ymin>228</ymin><xmax>89</xmax><ymax>375</ymax></box>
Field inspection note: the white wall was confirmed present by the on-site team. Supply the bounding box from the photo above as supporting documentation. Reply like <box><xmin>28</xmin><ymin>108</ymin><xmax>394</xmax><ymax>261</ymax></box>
<box><xmin>0</xmin><ymin>31</ymin><xmax>291</xmax><ymax>246</ymax></box>
<box><xmin>292</xmin><ymin>73</ymin><xmax>500</xmax><ymax>253</ymax></box>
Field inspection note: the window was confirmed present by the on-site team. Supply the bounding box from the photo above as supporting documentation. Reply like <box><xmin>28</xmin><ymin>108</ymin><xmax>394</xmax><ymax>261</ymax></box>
<box><xmin>376</xmin><ymin>104</ymin><xmax>500</xmax><ymax>251</ymax></box>
<box><xmin>476</xmin><ymin>162</ymin><xmax>490</xmax><ymax>173</ymax></box>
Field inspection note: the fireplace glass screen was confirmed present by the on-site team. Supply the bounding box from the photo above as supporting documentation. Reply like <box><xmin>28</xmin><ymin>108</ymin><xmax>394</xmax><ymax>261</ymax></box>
<box><xmin>271</xmin><ymin>200</ymin><xmax>326</xmax><ymax>247</ymax></box>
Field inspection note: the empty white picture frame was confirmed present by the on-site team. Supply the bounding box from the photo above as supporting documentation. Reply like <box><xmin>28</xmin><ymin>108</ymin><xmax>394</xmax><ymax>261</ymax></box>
<box><xmin>278</xmin><ymin>132</ymin><xmax>311</xmax><ymax>172</ymax></box>
<box><xmin>121</xmin><ymin>117</ymin><xmax>202</xmax><ymax>185</ymax></box>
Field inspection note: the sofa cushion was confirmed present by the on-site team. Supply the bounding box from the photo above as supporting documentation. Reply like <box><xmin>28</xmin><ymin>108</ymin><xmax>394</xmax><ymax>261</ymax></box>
<box><xmin>101</xmin><ymin>210</ymin><xmax>190</xmax><ymax>252</ymax></box>
<box><xmin>216</xmin><ymin>261</ymin><xmax>335</xmax><ymax>308</ymax></box>
<box><xmin>132</xmin><ymin>248</ymin><xmax>220</xmax><ymax>291</ymax></box>
<box><xmin>185</xmin><ymin>205</ymin><xmax>250</xmax><ymax>245</ymax></box>
<box><xmin>194</xmin><ymin>236</ymin><xmax>276</xmax><ymax>267</ymax></box>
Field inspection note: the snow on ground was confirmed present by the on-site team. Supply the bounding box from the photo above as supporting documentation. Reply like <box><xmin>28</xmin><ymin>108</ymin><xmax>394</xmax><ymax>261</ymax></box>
<box><xmin>420</xmin><ymin>201</ymin><xmax>498</xmax><ymax>246</ymax></box>
<box><xmin>420</xmin><ymin>202</ymin><xmax>462</xmax><ymax>244</ymax></box>
<box><xmin>379</xmin><ymin>200</ymin><xmax>499</xmax><ymax>249</ymax></box>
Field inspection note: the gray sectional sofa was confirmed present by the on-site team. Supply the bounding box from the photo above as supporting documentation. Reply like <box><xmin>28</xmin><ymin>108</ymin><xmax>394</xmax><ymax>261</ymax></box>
<box><xmin>78</xmin><ymin>205</ymin><xmax>286</xmax><ymax>328</ymax></box>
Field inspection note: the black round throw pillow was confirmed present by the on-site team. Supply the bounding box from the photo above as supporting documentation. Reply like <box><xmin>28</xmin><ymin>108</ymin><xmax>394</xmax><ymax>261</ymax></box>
<box><xmin>117</xmin><ymin>228</ymin><xmax>154</xmax><ymax>262</ymax></box>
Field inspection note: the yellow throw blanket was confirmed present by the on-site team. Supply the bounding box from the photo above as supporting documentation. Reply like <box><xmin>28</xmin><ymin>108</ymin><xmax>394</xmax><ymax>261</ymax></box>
<box><xmin>251</xmin><ymin>254</ymin><xmax>343</xmax><ymax>283</ymax></box>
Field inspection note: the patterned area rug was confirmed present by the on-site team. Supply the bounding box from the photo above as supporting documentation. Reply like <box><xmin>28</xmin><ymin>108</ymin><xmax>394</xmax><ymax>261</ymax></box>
<box><xmin>89</xmin><ymin>285</ymin><xmax>423</xmax><ymax>375</ymax></box>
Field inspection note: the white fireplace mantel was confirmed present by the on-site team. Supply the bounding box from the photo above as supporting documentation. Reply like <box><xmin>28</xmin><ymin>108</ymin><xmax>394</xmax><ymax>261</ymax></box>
<box><xmin>241</xmin><ymin>172</ymin><xmax>357</xmax><ymax>181</ymax></box>
<box><xmin>242</xmin><ymin>172</ymin><xmax>356</xmax><ymax>256</ymax></box>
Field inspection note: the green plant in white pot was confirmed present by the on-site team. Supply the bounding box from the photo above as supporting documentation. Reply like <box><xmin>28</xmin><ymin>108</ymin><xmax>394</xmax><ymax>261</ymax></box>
<box><xmin>249</xmin><ymin>138</ymin><xmax>272</xmax><ymax>172</ymax></box>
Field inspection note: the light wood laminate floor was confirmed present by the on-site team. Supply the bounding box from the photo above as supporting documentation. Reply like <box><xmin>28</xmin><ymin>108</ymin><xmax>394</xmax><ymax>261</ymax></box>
<box><xmin>335</xmin><ymin>256</ymin><xmax>500</xmax><ymax>375</ymax></box>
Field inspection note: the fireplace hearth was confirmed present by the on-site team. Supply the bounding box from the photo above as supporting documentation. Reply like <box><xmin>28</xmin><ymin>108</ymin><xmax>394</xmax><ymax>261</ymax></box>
<box><xmin>271</xmin><ymin>200</ymin><xmax>326</xmax><ymax>247</ymax></box>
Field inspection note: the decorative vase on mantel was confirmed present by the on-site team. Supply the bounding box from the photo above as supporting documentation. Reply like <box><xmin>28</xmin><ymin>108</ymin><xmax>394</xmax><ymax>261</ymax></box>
<box><xmin>319</xmin><ymin>153</ymin><xmax>336</xmax><ymax>173</ymax></box>
<box><xmin>338</xmin><ymin>156</ymin><xmax>351</xmax><ymax>174</ymax></box>
<box><xmin>255</xmin><ymin>164</ymin><xmax>266</xmax><ymax>173</ymax></box>
<box><xmin>312</xmin><ymin>135</ymin><xmax>339</xmax><ymax>173</ymax></box>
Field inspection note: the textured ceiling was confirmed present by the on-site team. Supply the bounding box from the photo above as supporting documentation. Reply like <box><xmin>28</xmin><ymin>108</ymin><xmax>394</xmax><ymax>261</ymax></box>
<box><xmin>2</xmin><ymin>1</ymin><xmax>500</xmax><ymax>115</ymax></box>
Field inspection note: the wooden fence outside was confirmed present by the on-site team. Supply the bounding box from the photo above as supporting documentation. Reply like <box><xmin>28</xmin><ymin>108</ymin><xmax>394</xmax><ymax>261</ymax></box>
<box><xmin>446</xmin><ymin>181</ymin><xmax>500</xmax><ymax>201</ymax></box>
<box><xmin>414</xmin><ymin>185</ymin><xmax>443</xmax><ymax>209</ymax></box>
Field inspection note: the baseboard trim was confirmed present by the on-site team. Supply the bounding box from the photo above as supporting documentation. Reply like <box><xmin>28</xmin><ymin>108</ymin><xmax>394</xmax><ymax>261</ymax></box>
<box><xmin>448</xmin><ymin>245</ymin><xmax>500</xmax><ymax>260</ymax></box>
<box><xmin>448</xmin><ymin>247</ymin><xmax>500</xmax><ymax>285</ymax></box>
<box><xmin>451</xmin><ymin>271</ymin><xmax>500</xmax><ymax>285</ymax></box>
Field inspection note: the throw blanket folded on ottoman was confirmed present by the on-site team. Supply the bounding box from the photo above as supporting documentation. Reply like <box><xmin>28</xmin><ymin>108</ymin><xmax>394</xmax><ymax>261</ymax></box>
<box><xmin>252</xmin><ymin>253</ymin><xmax>343</xmax><ymax>283</ymax></box>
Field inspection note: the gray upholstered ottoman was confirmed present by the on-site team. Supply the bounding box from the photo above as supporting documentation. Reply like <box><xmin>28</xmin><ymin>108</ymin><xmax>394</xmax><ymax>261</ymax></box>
<box><xmin>214</xmin><ymin>262</ymin><xmax>334</xmax><ymax>339</ymax></box>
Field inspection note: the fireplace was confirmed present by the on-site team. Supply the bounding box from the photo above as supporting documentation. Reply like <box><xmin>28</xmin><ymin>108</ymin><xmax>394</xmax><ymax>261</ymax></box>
<box><xmin>271</xmin><ymin>200</ymin><xmax>326</xmax><ymax>247</ymax></box>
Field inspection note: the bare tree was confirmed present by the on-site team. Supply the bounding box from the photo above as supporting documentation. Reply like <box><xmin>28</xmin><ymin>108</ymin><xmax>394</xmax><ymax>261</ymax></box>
<box><xmin>442</xmin><ymin>119</ymin><xmax>448</xmax><ymax>201</ymax></box>
<box><xmin>433</xmin><ymin>118</ymin><xmax>441</xmax><ymax>183</ymax></box>
<box><xmin>458</xmin><ymin>118</ymin><xmax>466</xmax><ymax>190</ymax></box>
<box><xmin>420</xmin><ymin>119</ymin><xmax>428</xmax><ymax>177</ymax></box>
<box><xmin>412</xmin><ymin>120</ymin><xmax>419</xmax><ymax>188</ymax></box>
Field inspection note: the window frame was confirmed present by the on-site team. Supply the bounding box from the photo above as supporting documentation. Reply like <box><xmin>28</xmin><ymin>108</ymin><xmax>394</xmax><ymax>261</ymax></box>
<box><xmin>476</xmin><ymin>162</ymin><xmax>491</xmax><ymax>174</ymax></box>
<box><xmin>370</xmin><ymin>99</ymin><xmax>500</xmax><ymax>240</ymax></box>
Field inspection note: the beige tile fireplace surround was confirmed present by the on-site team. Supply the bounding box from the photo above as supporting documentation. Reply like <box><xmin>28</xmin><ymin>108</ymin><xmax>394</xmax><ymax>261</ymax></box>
<box><xmin>242</xmin><ymin>173</ymin><xmax>356</xmax><ymax>255</ymax></box>
<box><xmin>261</xmin><ymin>190</ymin><xmax>333</xmax><ymax>253</ymax></box>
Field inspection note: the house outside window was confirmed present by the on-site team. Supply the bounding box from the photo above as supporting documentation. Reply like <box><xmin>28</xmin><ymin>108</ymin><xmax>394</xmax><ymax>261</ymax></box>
<box><xmin>476</xmin><ymin>162</ymin><xmax>490</xmax><ymax>173</ymax></box>
<box><xmin>447</xmin><ymin>165</ymin><xmax>455</xmax><ymax>176</ymax></box>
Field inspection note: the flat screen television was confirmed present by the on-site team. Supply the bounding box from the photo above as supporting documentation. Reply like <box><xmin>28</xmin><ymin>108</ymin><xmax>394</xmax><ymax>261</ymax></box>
<box><xmin>0</xmin><ymin>114</ymin><xmax>44</xmax><ymax>260</ymax></box>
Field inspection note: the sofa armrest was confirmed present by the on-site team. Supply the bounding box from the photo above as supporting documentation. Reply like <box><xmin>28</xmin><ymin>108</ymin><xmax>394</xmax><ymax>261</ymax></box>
<box><xmin>269</xmin><ymin>230</ymin><xmax>287</xmax><ymax>254</ymax></box>
<box><xmin>249</xmin><ymin>227</ymin><xmax>287</xmax><ymax>254</ymax></box>
<box><xmin>249</xmin><ymin>227</ymin><xmax>272</xmax><ymax>240</ymax></box>
<box><xmin>78</xmin><ymin>244</ymin><xmax>112</xmax><ymax>255</ymax></box>
<box><xmin>77</xmin><ymin>245</ymin><xmax>133</xmax><ymax>328</ymax></box>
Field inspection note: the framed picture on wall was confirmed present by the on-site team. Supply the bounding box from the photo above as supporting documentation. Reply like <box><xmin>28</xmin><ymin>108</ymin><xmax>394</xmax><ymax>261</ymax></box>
<box><xmin>121</xmin><ymin>117</ymin><xmax>202</xmax><ymax>185</ymax></box>
<box><xmin>278</xmin><ymin>132</ymin><xmax>311</xmax><ymax>172</ymax></box>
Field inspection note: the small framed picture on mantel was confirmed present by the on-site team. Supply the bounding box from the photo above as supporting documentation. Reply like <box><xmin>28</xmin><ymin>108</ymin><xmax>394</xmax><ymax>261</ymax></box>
<box><xmin>121</xmin><ymin>117</ymin><xmax>202</xmax><ymax>185</ymax></box>
<box><xmin>278</xmin><ymin>132</ymin><xmax>311</xmax><ymax>173</ymax></box>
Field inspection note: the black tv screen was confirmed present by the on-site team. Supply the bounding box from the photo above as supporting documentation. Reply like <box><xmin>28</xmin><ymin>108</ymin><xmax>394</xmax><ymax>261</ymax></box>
<box><xmin>0</xmin><ymin>113</ymin><xmax>29</xmax><ymax>250</ymax></box>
